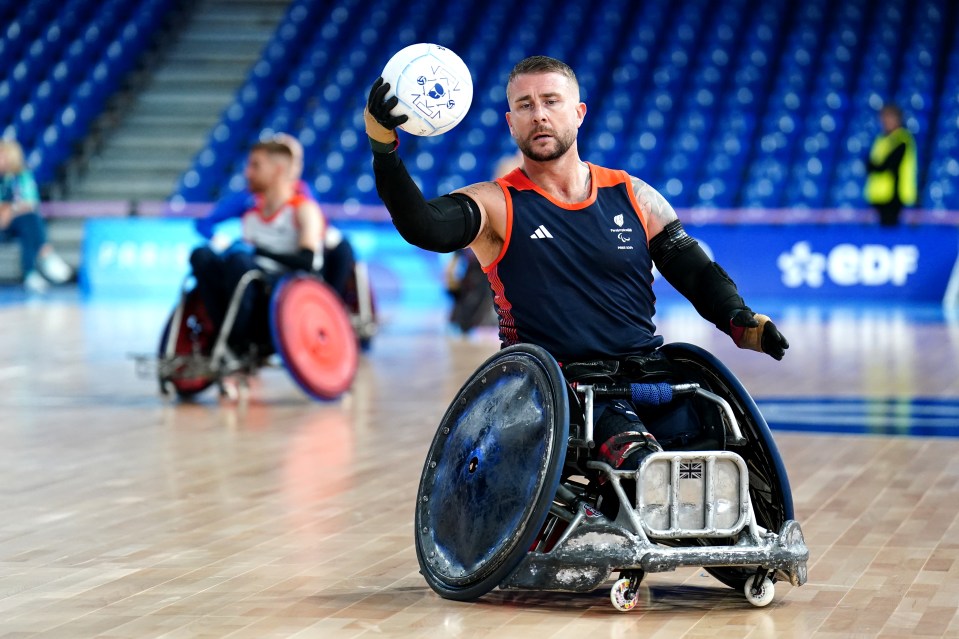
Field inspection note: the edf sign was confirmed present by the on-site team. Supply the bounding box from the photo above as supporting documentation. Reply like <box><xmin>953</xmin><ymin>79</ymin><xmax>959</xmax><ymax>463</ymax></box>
<box><xmin>778</xmin><ymin>242</ymin><xmax>919</xmax><ymax>288</ymax></box>
<box><xmin>654</xmin><ymin>224</ymin><xmax>957</xmax><ymax>303</ymax></box>
<box><xmin>827</xmin><ymin>244</ymin><xmax>918</xmax><ymax>286</ymax></box>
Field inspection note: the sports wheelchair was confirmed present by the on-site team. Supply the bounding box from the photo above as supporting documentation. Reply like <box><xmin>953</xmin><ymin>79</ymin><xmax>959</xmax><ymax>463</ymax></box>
<box><xmin>153</xmin><ymin>269</ymin><xmax>361</xmax><ymax>401</ymax></box>
<box><xmin>414</xmin><ymin>343</ymin><xmax>808</xmax><ymax>611</ymax></box>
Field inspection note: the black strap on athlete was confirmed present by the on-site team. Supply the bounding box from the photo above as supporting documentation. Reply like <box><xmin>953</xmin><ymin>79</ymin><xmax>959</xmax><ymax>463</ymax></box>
<box><xmin>649</xmin><ymin>219</ymin><xmax>748</xmax><ymax>334</ymax></box>
<box><xmin>372</xmin><ymin>151</ymin><xmax>482</xmax><ymax>253</ymax></box>
<box><xmin>254</xmin><ymin>246</ymin><xmax>315</xmax><ymax>272</ymax></box>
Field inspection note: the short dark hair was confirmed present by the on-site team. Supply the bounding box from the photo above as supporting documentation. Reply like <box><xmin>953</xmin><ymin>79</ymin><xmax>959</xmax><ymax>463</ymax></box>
<box><xmin>880</xmin><ymin>103</ymin><xmax>903</xmax><ymax>121</ymax></box>
<box><xmin>507</xmin><ymin>56</ymin><xmax>579</xmax><ymax>97</ymax></box>
<box><xmin>250</xmin><ymin>140</ymin><xmax>293</xmax><ymax>160</ymax></box>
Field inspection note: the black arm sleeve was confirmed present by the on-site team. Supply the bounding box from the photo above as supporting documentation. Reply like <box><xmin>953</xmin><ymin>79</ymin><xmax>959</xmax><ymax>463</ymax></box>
<box><xmin>649</xmin><ymin>220</ymin><xmax>748</xmax><ymax>335</ymax></box>
<box><xmin>254</xmin><ymin>246</ymin><xmax>315</xmax><ymax>272</ymax></box>
<box><xmin>373</xmin><ymin>150</ymin><xmax>481</xmax><ymax>253</ymax></box>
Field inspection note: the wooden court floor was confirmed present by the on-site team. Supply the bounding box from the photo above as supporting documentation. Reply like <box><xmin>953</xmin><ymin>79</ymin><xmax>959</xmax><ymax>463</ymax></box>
<box><xmin>1</xmin><ymin>297</ymin><xmax>958</xmax><ymax>638</ymax></box>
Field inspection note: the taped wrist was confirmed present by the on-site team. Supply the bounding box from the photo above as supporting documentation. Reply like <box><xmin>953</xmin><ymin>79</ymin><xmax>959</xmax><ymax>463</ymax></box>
<box><xmin>368</xmin><ymin>137</ymin><xmax>397</xmax><ymax>154</ymax></box>
<box><xmin>650</xmin><ymin>220</ymin><xmax>746</xmax><ymax>334</ymax></box>
<box><xmin>732</xmin><ymin>313</ymin><xmax>771</xmax><ymax>352</ymax></box>
<box><xmin>373</xmin><ymin>152</ymin><xmax>481</xmax><ymax>252</ymax></box>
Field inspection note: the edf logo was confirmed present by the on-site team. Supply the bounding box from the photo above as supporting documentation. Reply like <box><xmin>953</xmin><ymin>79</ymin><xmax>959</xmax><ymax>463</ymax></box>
<box><xmin>778</xmin><ymin>242</ymin><xmax>919</xmax><ymax>287</ymax></box>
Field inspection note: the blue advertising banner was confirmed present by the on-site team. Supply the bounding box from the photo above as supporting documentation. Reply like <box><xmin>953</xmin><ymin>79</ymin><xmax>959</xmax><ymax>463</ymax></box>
<box><xmin>80</xmin><ymin>218</ymin><xmax>204</xmax><ymax>298</ymax></box>
<box><xmin>656</xmin><ymin>225</ymin><xmax>959</xmax><ymax>304</ymax></box>
<box><xmin>80</xmin><ymin>218</ymin><xmax>448</xmax><ymax>308</ymax></box>
<box><xmin>81</xmin><ymin>218</ymin><xmax>958</xmax><ymax>306</ymax></box>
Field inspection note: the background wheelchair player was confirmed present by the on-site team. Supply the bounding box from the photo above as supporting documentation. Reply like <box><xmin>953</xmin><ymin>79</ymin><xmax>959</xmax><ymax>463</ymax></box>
<box><xmin>365</xmin><ymin>55</ymin><xmax>804</xmax><ymax>607</ymax></box>
<box><xmin>157</xmin><ymin>138</ymin><xmax>358</xmax><ymax>400</ymax></box>
<box><xmin>195</xmin><ymin>134</ymin><xmax>377</xmax><ymax>347</ymax></box>
<box><xmin>190</xmin><ymin>138</ymin><xmax>324</xmax><ymax>363</ymax></box>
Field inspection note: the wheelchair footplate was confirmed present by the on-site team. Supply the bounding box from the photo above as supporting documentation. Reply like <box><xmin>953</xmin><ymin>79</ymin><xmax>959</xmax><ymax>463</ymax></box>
<box><xmin>501</xmin><ymin>450</ymin><xmax>808</xmax><ymax>609</ymax></box>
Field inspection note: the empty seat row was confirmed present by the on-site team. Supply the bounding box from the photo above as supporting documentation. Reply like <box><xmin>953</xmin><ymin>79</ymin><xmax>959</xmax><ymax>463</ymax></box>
<box><xmin>0</xmin><ymin>0</ymin><xmax>174</xmax><ymax>185</ymax></box>
<box><xmin>173</xmin><ymin>0</ymin><xmax>958</xmax><ymax>210</ymax></box>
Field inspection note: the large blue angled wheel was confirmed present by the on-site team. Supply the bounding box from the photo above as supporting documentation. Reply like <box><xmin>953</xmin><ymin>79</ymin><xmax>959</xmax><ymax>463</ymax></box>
<box><xmin>660</xmin><ymin>342</ymin><xmax>794</xmax><ymax>590</ymax></box>
<box><xmin>415</xmin><ymin>344</ymin><xmax>569</xmax><ymax>601</ymax></box>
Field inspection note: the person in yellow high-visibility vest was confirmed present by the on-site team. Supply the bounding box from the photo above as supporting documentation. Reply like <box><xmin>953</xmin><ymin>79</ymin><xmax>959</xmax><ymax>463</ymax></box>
<box><xmin>864</xmin><ymin>104</ymin><xmax>917</xmax><ymax>227</ymax></box>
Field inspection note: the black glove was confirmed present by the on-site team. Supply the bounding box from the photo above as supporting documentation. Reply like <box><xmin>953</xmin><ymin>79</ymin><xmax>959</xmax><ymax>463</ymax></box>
<box><xmin>730</xmin><ymin>309</ymin><xmax>789</xmax><ymax>361</ymax></box>
<box><xmin>759</xmin><ymin>318</ymin><xmax>789</xmax><ymax>360</ymax></box>
<box><xmin>365</xmin><ymin>77</ymin><xmax>408</xmax><ymax>150</ymax></box>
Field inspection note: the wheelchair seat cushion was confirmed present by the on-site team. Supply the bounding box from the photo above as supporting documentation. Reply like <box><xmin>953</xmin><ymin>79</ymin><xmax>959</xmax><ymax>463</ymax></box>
<box><xmin>561</xmin><ymin>350</ymin><xmax>676</xmax><ymax>384</ymax></box>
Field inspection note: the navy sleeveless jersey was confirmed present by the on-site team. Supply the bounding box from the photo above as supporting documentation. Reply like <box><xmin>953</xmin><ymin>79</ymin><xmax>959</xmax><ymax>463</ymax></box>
<box><xmin>484</xmin><ymin>163</ymin><xmax>663</xmax><ymax>362</ymax></box>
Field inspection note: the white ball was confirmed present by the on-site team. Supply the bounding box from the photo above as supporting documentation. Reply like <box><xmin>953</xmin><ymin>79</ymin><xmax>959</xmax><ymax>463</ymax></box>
<box><xmin>381</xmin><ymin>43</ymin><xmax>473</xmax><ymax>137</ymax></box>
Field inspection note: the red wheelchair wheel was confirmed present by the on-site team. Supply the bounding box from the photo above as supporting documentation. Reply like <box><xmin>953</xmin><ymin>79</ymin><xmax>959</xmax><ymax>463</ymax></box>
<box><xmin>158</xmin><ymin>289</ymin><xmax>216</xmax><ymax>398</ymax></box>
<box><xmin>269</xmin><ymin>275</ymin><xmax>358</xmax><ymax>400</ymax></box>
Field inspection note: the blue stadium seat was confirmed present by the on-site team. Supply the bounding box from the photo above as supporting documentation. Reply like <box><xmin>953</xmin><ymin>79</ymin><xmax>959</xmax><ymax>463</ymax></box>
<box><xmin>0</xmin><ymin>0</ymin><xmax>174</xmax><ymax>187</ymax></box>
<box><xmin>155</xmin><ymin>0</ymin><xmax>959</xmax><ymax>208</ymax></box>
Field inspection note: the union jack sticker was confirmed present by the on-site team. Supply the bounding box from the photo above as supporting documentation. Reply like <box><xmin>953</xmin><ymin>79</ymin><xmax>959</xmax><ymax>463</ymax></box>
<box><xmin>679</xmin><ymin>462</ymin><xmax>703</xmax><ymax>480</ymax></box>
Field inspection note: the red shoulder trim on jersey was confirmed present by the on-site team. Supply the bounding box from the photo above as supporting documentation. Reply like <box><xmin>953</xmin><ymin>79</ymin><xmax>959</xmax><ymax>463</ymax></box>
<box><xmin>590</xmin><ymin>164</ymin><xmax>629</xmax><ymax>188</ymax></box>
<box><xmin>499</xmin><ymin>167</ymin><xmax>533</xmax><ymax>190</ymax></box>
<box><xmin>292</xmin><ymin>196</ymin><xmax>327</xmax><ymax>249</ymax></box>
<box><xmin>621</xmin><ymin>170</ymin><xmax>651</xmax><ymax>242</ymax></box>
<box><xmin>289</xmin><ymin>192</ymin><xmax>309</xmax><ymax>207</ymax></box>
<box><xmin>497</xmin><ymin>164</ymin><xmax>599</xmax><ymax>211</ymax></box>
<box><xmin>288</xmin><ymin>192</ymin><xmax>311</xmax><ymax>230</ymax></box>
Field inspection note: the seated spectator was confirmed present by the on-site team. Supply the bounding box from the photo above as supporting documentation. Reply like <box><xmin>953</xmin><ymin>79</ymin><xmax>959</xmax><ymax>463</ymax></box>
<box><xmin>0</xmin><ymin>139</ymin><xmax>73</xmax><ymax>293</ymax></box>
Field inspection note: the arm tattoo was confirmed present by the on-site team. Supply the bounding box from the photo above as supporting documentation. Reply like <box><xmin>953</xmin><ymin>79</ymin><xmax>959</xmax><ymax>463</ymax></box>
<box><xmin>458</xmin><ymin>183</ymin><xmax>490</xmax><ymax>202</ymax></box>
<box><xmin>456</xmin><ymin>181</ymin><xmax>501</xmax><ymax>225</ymax></box>
<box><xmin>631</xmin><ymin>177</ymin><xmax>678</xmax><ymax>227</ymax></box>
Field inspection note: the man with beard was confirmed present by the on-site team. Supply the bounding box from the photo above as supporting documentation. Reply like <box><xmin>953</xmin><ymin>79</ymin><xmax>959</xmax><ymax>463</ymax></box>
<box><xmin>189</xmin><ymin>139</ymin><xmax>324</xmax><ymax>351</ymax></box>
<box><xmin>365</xmin><ymin>56</ymin><xmax>788</xmax><ymax>469</ymax></box>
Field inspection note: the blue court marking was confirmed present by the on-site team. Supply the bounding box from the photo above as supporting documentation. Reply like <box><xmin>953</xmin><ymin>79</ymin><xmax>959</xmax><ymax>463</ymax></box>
<box><xmin>757</xmin><ymin>397</ymin><xmax>959</xmax><ymax>437</ymax></box>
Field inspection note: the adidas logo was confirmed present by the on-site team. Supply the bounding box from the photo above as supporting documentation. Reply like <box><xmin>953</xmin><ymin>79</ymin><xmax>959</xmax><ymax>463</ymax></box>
<box><xmin>530</xmin><ymin>224</ymin><xmax>554</xmax><ymax>239</ymax></box>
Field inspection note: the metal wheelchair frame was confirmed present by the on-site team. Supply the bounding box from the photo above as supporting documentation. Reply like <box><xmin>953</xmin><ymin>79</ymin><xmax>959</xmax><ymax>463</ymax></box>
<box><xmin>414</xmin><ymin>343</ymin><xmax>809</xmax><ymax>611</ymax></box>
<box><xmin>147</xmin><ymin>263</ymin><xmax>366</xmax><ymax>400</ymax></box>
<box><xmin>503</xmin><ymin>379</ymin><xmax>808</xmax><ymax>610</ymax></box>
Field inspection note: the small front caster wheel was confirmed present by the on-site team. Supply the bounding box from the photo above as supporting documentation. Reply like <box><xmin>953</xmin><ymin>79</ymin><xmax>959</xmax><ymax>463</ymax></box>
<box><xmin>744</xmin><ymin>576</ymin><xmax>775</xmax><ymax>607</ymax></box>
<box><xmin>610</xmin><ymin>575</ymin><xmax>642</xmax><ymax>612</ymax></box>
